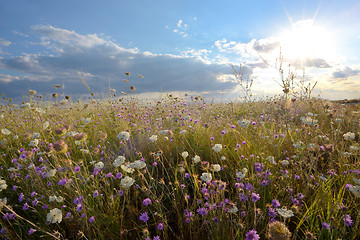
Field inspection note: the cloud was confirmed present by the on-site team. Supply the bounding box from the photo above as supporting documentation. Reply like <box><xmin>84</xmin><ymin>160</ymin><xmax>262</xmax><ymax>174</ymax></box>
<box><xmin>0</xmin><ymin>74</ymin><xmax>20</xmax><ymax>83</ymax></box>
<box><xmin>172</xmin><ymin>19</ymin><xmax>188</xmax><ymax>37</ymax></box>
<box><xmin>0</xmin><ymin>25</ymin><xmax>238</xmax><ymax>101</ymax></box>
<box><xmin>332</xmin><ymin>67</ymin><xmax>360</xmax><ymax>79</ymax></box>
<box><xmin>290</xmin><ymin>58</ymin><xmax>331</xmax><ymax>68</ymax></box>
<box><xmin>253</xmin><ymin>38</ymin><xmax>281</xmax><ymax>53</ymax></box>
<box><xmin>0</xmin><ymin>38</ymin><xmax>11</xmax><ymax>47</ymax></box>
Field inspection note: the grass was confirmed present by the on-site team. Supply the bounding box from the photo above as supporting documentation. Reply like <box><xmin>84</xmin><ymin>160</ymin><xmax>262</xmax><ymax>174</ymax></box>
<box><xmin>0</xmin><ymin>90</ymin><xmax>359</xmax><ymax>239</ymax></box>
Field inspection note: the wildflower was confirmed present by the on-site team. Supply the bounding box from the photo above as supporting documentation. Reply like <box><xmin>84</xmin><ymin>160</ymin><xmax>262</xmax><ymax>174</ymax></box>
<box><xmin>220</xmin><ymin>156</ymin><xmax>226</xmax><ymax>160</ymax></box>
<box><xmin>74</xmin><ymin>166</ymin><xmax>80</xmax><ymax>172</ymax></box>
<box><xmin>149</xmin><ymin>135</ymin><xmax>158</xmax><ymax>142</ymax></box>
<box><xmin>192</xmin><ymin>155</ymin><xmax>201</xmax><ymax>164</ymax></box>
<box><xmin>300</xmin><ymin>116</ymin><xmax>318</xmax><ymax>126</ymax></box>
<box><xmin>142</xmin><ymin>198</ymin><xmax>152</xmax><ymax>206</ymax></box>
<box><xmin>117</xmin><ymin>131</ymin><xmax>130</xmax><ymax>141</ymax></box>
<box><xmin>29</xmin><ymin>89</ymin><xmax>37</xmax><ymax>96</ymax></box>
<box><xmin>28</xmin><ymin>228</ymin><xmax>35</xmax><ymax>235</ymax></box>
<box><xmin>29</xmin><ymin>139</ymin><xmax>39</xmax><ymax>147</ymax></box>
<box><xmin>267</xmin><ymin>221</ymin><xmax>292</xmax><ymax>240</ymax></box>
<box><xmin>94</xmin><ymin>161</ymin><xmax>104</xmax><ymax>170</ymax></box>
<box><xmin>157</xmin><ymin>222</ymin><xmax>164</xmax><ymax>230</ymax></box>
<box><xmin>238</xmin><ymin>119</ymin><xmax>251</xmax><ymax>127</ymax></box>
<box><xmin>348</xmin><ymin>185</ymin><xmax>360</xmax><ymax>197</ymax></box>
<box><xmin>46</xmin><ymin>169</ymin><xmax>57</xmax><ymax>178</ymax></box>
<box><xmin>212</xmin><ymin>144</ymin><xmax>222</xmax><ymax>153</ymax></box>
<box><xmin>60</xmin><ymin>99</ymin><xmax>68</xmax><ymax>105</ymax></box>
<box><xmin>251</xmin><ymin>192</ymin><xmax>261</xmax><ymax>202</ymax></box>
<box><xmin>245</xmin><ymin>229</ymin><xmax>260</xmax><ymax>240</ymax></box>
<box><xmin>200</xmin><ymin>172</ymin><xmax>212</xmax><ymax>182</ymax></box>
<box><xmin>181</xmin><ymin>151</ymin><xmax>189</xmax><ymax>158</ymax></box>
<box><xmin>121</xmin><ymin>164</ymin><xmax>135</xmax><ymax>173</ymax></box>
<box><xmin>47</xmin><ymin>208</ymin><xmax>62</xmax><ymax>223</ymax></box>
<box><xmin>20</xmin><ymin>102</ymin><xmax>31</xmax><ymax>108</ymax></box>
<box><xmin>53</xmin><ymin>140</ymin><xmax>68</xmax><ymax>154</ymax></box>
<box><xmin>276</xmin><ymin>208</ymin><xmax>294</xmax><ymax>218</ymax></box>
<box><xmin>212</xmin><ymin>164</ymin><xmax>221</xmax><ymax>172</ymax></box>
<box><xmin>139</xmin><ymin>212</ymin><xmax>149</xmax><ymax>222</ymax></box>
<box><xmin>58</xmin><ymin>178</ymin><xmax>68</xmax><ymax>186</ymax></box>
<box><xmin>1</xmin><ymin>128</ymin><xmax>11</xmax><ymax>135</ymax></box>
<box><xmin>0</xmin><ymin>179</ymin><xmax>7</xmax><ymax>192</ymax></box>
<box><xmin>196</xmin><ymin>207</ymin><xmax>208</xmax><ymax>216</ymax></box>
<box><xmin>343</xmin><ymin>132</ymin><xmax>355</xmax><ymax>140</ymax></box>
<box><xmin>228</xmin><ymin>205</ymin><xmax>238</xmax><ymax>214</ymax></box>
<box><xmin>89</xmin><ymin>216</ymin><xmax>95</xmax><ymax>223</ymax></box>
<box><xmin>343</xmin><ymin>214</ymin><xmax>353</xmax><ymax>226</ymax></box>
<box><xmin>121</xmin><ymin>176</ymin><xmax>135</xmax><ymax>188</ymax></box>
<box><xmin>129</xmin><ymin>160</ymin><xmax>146</xmax><ymax>169</ymax></box>
<box><xmin>322</xmin><ymin>222</ymin><xmax>330</xmax><ymax>229</ymax></box>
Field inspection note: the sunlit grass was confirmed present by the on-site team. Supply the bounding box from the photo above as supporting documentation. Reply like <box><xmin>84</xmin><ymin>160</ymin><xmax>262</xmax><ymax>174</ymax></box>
<box><xmin>0</xmin><ymin>87</ymin><xmax>359</xmax><ymax>239</ymax></box>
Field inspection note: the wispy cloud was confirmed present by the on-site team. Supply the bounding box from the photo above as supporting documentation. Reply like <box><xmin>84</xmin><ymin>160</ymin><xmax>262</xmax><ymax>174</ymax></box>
<box><xmin>172</xmin><ymin>19</ymin><xmax>188</xmax><ymax>37</ymax></box>
<box><xmin>332</xmin><ymin>66</ymin><xmax>360</xmax><ymax>79</ymax></box>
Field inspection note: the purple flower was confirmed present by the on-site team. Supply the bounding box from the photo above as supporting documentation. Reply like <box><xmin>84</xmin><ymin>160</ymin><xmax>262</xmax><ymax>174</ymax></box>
<box><xmin>89</xmin><ymin>216</ymin><xmax>95</xmax><ymax>223</ymax></box>
<box><xmin>254</xmin><ymin>162</ymin><xmax>264</xmax><ymax>172</ymax></box>
<box><xmin>157</xmin><ymin>222</ymin><xmax>164</xmax><ymax>230</ymax></box>
<box><xmin>185</xmin><ymin>173</ymin><xmax>190</xmax><ymax>179</ymax></box>
<box><xmin>116</xmin><ymin>172</ymin><xmax>122</xmax><ymax>179</ymax></box>
<box><xmin>322</xmin><ymin>222</ymin><xmax>330</xmax><ymax>229</ymax></box>
<box><xmin>58</xmin><ymin>178</ymin><xmax>67</xmax><ymax>186</ymax></box>
<box><xmin>28</xmin><ymin>228</ymin><xmax>35</xmax><ymax>235</ymax></box>
<box><xmin>196</xmin><ymin>207</ymin><xmax>208</xmax><ymax>216</ymax></box>
<box><xmin>32</xmin><ymin>198</ymin><xmax>38</xmax><ymax>206</ymax></box>
<box><xmin>18</xmin><ymin>192</ymin><xmax>24</xmax><ymax>202</ymax></box>
<box><xmin>239</xmin><ymin>193</ymin><xmax>248</xmax><ymax>202</ymax></box>
<box><xmin>139</xmin><ymin>212</ymin><xmax>149</xmax><ymax>222</ymax></box>
<box><xmin>65</xmin><ymin>212</ymin><xmax>72</xmax><ymax>218</ymax></box>
<box><xmin>22</xmin><ymin>202</ymin><xmax>29</xmax><ymax>211</ymax></box>
<box><xmin>344</xmin><ymin>214</ymin><xmax>353</xmax><ymax>226</ymax></box>
<box><xmin>268</xmin><ymin>208</ymin><xmax>277</xmax><ymax>218</ymax></box>
<box><xmin>245</xmin><ymin>229</ymin><xmax>260</xmax><ymax>240</ymax></box>
<box><xmin>251</xmin><ymin>192</ymin><xmax>260</xmax><ymax>202</ymax></box>
<box><xmin>142</xmin><ymin>198</ymin><xmax>152</xmax><ymax>206</ymax></box>
<box><xmin>245</xmin><ymin>183</ymin><xmax>254</xmax><ymax>191</ymax></box>
<box><xmin>93</xmin><ymin>190</ymin><xmax>99</xmax><ymax>197</ymax></box>
<box><xmin>272</xmin><ymin>199</ymin><xmax>281</xmax><ymax>208</ymax></box>
<box><xmin>153</xmin><ymin>236</ymin><xmax>160</xmax><ymax>240</ymax></box>
<box><xmin>76</xmin><ymin>203</ymin><xmax>83</xmax><ymax>212</ymax></box>
<box><xmin>74</xmin><ymin>166</ymin><xmax>80</xmax><ymax>172</ymax></box>
<box><xmin>30</xmin><ymin>191</ymin><xmax>36</xmax><ymax>197</ymax></box>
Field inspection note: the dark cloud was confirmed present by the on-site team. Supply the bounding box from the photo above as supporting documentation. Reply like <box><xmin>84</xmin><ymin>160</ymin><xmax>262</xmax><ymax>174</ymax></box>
<box><xmin>332</xmin><ymin>67</ymin><xmax>360</xmax><ymax>79</ymax></box>
<box><xmin>253</xmin><ymin>38</ymin><xmax>280</xmax><ymax>53</ymax></box>
<box><xmin>0</xmin><ymin>25</ymin><xmax>238</xmax><ymax>102</ymax></box>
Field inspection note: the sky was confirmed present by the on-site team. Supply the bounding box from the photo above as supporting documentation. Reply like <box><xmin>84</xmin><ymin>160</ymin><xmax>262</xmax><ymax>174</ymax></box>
<box><xmin>1</xmin><ymin>0</ymin><xmax>360</xmax><ymax>103</ymax></box>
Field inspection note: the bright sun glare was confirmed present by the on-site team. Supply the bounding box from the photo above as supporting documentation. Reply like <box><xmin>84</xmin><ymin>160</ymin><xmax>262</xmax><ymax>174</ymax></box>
<box><xmin>279</xmin><ymin>19</ymin><xmax>335</xmax><ymax>61</ymax></box>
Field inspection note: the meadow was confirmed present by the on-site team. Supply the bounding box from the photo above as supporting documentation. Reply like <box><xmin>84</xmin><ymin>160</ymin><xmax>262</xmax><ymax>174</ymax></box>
<box><xmin>0</xmin><ymin>86</ymin><xmax>359</xmax><ymax>239</ymax></box>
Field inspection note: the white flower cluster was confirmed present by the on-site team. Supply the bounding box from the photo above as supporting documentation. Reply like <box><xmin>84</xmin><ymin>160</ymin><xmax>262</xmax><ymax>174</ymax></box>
<box><xmin>212</xmin><ymin>144</ymin><xmax>222</xmax><ymax>153</ymax></box>
<box><xmin>236</xmin><ymin>168</ymin><xmax>248</xmax><ymax>179</ymax></box>
<box><xmin>348</xmin><ymin>178</ymin><xmax>360</xmax><ymax>198</ymax></box>
<box><xmin>343</xmin><ymin>132</ymin><xmax>355</xmax><ymax>140</ymax></box>
<box><xmin>0</xmin><ymin>179</ymin><xmax>7</xmax><ymax>192</ymax></box>
<box><xmin>200</xmin><ymin>172</ymin><xmax>212</xmax><ymax>182</ymax></box>
<box><xmin>121</xmin><ymin>176</ymin><xmax>135</xmax><ymax>188</ymax></box>
<box><xmin>47</xmin><ymin>208</ymin><xmax>62</xmax><ymax>224</ymax></box>
<box><xmin>300</xmin><ymin>116</ymin><xmax>318</xmax><ymax>126</ymax></box>
<box><xmin>117</xmin><ymin>131</ymin><xmax>130</xmax><ymax>141</ymax></box>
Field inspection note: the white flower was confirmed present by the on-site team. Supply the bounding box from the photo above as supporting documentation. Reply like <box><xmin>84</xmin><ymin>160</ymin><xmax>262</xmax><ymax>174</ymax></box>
<box><xmin>292</xmin><ymin>141</ymin><xmax>303</xmax><ymax>148</ymax></box>
<box><xmin>192</xmin><ymin>155</ymin><xmax>201</xmax><ymax>164</ymax></box>
<box><xmin>0</xmin><ymin>114</ymin><xmax>3</xmax><ymax>119</ymax></box>
<box><xmin>47</xmin><ymin>208</ymin><xmax>62</xmax><ymax>224</ymax></box>
<box><xmin>46</xmin><ymin>169</ymin><xmax>57</xmax><ymax>178</ymax></box>
<box><xmin>200</xmin><ymin>172</ymin><xmax>212</xmax><ymax>182</ymax></box>
<box><xmin>0</xmin><ymin>179</ymin><xmax>7</xmax><ymax>192</ymax></box>
<box><xmin>353</xmin><ymin>178</ymin><xmax>360</xmax><ymax>185</ymax></box>
<box><xmin>113</xmin><ymin>156</ymin><xmax>126</xmax><ymax>168</ymax></box>
<box><xmin>306</xmin><ymin>112</ymin><xmax>317</xmax><ymax>117</ymax></box>
<box><xmin>60</xmin><ymin>99</ymin><xmax>68</xmax><ymax>105</ymax></box>
<box><xmin>348</xmin><ymin>185</ymin><xmax>360</xmax><ymax>198</ymax></box>
<box><xmin>149</xmin><ymin>135</ymin><xmax>158</xmax><ymax>142</ymax></box>
<box><xmin>343</xmin><ymin>132</ymin><xmax>355</xmax><ymax>140</ymax></box>
<box><xmin>80</xmin><ymin>149</ymin><xmax>89</xmax><ymax>154</ymax></box>
<box><xmin>181</xmin><ymin>151</ymin><xmax>189</xmax><ymax>158</ymax></box>
<box><xmin>34</xmin><ymin>107</ymin><xmax>46</xmax><ymax>114</ymax></box>
<box><xmin>43</xmin><ymin>121</ymin><xmax>50</xmax><ymax>130</ymax></box>
<box><xmin>0</xmin><ymin>138</ymin><xmax>7</xmax><ymax>145</ymax></box>
<box><xmin>13</xmin><ymin>135</ymin><xmax>19</xmax><ymax>140</ymax></box>
<box><xmin>0</xmin><ymin>197</ymin><xmax>7</xmax><ymax>206</ymax></box>
<box><xmin>81</xmin><ymin>118</ymin><xmax>92</xmax><ymax>124</ymax></box>
<box><xmin>220</xmin><ymin>156</ymin><xmax>226</xmax><ymax>160</ymax></box>
<box><xmin>117</xmin><ymin>131</ymin><xmax>130</xmax><ymax>141</ymax></box>
<box><xmin>29</xmin><ymin>139</ymin><xmax>39</xmax><ymax>147</ymax></box>
<box><xmin>236</xmin><ymin>168</ymin><xmax>248</xmax><ymax>179</ymax></box>
<box><xmin>29</xmin><ymin>89</ymin><xmax>37</xmax><ymax>96</ymax></box>
<box><xmin>121</xmin><ymin>164</ymin><xmax>135</xmax><ymax>173</ymax></box>
<box><xmin>129</xmin><ymin>160</ymin><xmax>146</xmax><ymax>169</ymax></box>
<box><xmin>20</xmin><ymin>102</ymin><xmax>31</xmax><ymax>108</ymax></box>
<box><xmin>66</xmin><ymin>131</ymin><xmax>80</xmax><ymax>137</ymax></box>
<box><xmin>1</xmin><ymin>128</ymin><xmax>11</xmax><ymax>135</ymax></box>
<box><xmin>159</xmin><ymin>130</ymin><xmax>171</xmax><ymax>134</ymax></box>
<box><xmin>276</xmin><ymin>208</ymin><xmax>294</xmax><ymax>218</ymax></box>
<box><xmin>266</xmin><ymin>156</ymin><xmax>276</xmax><ymax>164</ymax></box>
<box><xmin>32</xmin><ymin>132</ymin><xmax>40</xmax><ymax>139</ymax></box>
<box><xmin>94</xmin><ymin>161</ymin><xmax>104</xmax><ymax>170</ymax></box>
<box><xmin>319</xmin><ymin>175</ymin><xmax>328</xmax><ymax>181</ymax></box>
<box><xmin>179</xmin><ymin>129</ymin><xmax>187</xmax><ymax>134</ymax></box>
<box><xmin>212</xmin><ymin>164</ymin><xmax>221</xmax><ymax>172</ymax></box>
<box><xmin>300</xmin><ymin>116</ymin><xmax>318</xmax><ymax>126</ymax></box>
<box><xmin>109</xmin><ymin>88</ymin><xmax>116</xmax><ymax>93</ymax></box>
<box><xmin>350</xmin><ymin>146</ymin><xmax>359</xmax><ymax>151</ymax></box>
<box><xmin>238</xmin><ymin>119</ymin><xmax>250</xmax><ymax>127</ymax></box>
<box><xmin>121</xmin><ymin>176</ymin><xmax>135</xmax><ymax>188</ymax></box>
<box><xmin>49</xmin><ymin>195</ymin><xmax>63</xmax><ymax>203</ymax></box>
<box><xmin>281</xmin><ymin>160</ymin><xmax>290</xmax><ymax>166</ymax></box>
<box><xmin>212</xmin><ymin>144</ymin><xmax>222</xmax><ymax>153</ymax></box>
<box><xmin>228</xmin><ymin>205</ymin><xmax>238</xmax><ymax>214</ymax></box>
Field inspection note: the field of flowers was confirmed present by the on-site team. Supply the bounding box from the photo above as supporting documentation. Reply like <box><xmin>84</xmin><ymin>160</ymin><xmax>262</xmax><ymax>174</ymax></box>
<box><xmin>0</xmin><ymin>92</ymin><xmax>359</xmax><ymax>239</ymax></box>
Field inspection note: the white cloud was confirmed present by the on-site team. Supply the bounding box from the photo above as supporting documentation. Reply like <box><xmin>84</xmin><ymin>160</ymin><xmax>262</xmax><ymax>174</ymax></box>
<box><xmin>0</xmin><ymin>38</ymin><xmax>11</xmax><ymax>47</ymax></box>
<box><xmin>0</xmin><ymin>74</ymin><xmax>20</xmax><ymax>83</ymax></box>
<box><xmin>172</xmin><ymin>19</ymin><xmax>189</xmax><ymax>38</ymax></box>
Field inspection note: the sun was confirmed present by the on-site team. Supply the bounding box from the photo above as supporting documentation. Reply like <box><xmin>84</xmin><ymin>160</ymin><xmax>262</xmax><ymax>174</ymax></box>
<box><xmin>278</xmin><ymin>19</ymin><xmax>335</xmax><ymax>62</ymax></box>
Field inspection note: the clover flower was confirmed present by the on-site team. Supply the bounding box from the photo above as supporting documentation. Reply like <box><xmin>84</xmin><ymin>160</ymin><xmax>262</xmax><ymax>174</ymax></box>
<box><xmin>192</xmin><ymin>155</ymin><xmax>201</xmax><ymax>164</ymax></box>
